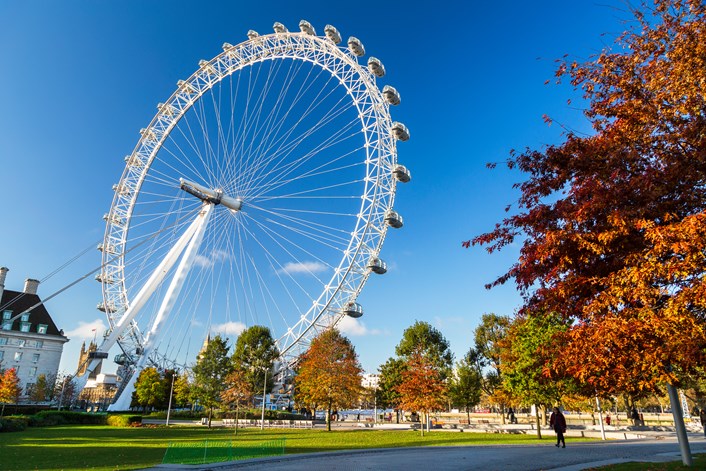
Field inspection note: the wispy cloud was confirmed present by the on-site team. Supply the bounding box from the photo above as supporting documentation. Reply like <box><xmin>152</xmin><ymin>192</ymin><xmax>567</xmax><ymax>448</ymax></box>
<box><xmin>212</xmin><ymin>321</ymin><xmax>246</xmax><ymax>336</ymax></box>
<box><xmin>65</xmin><ymin>319</ymin><xmax>107</xmax><ymax>340</ymax></box>
<box><xmin>337</xmin><ymin>316</ymin><xmax>382</xmax><ymax>336</ymax></box>
<box><xmin>277</xmin><ymin>261</ymin><xmax>328</xmax><ymax>275</ymax></box>
<box><xmin>194</xmin><ymin>249</ymin><xmax>231</xmax><ymax>269</ymax></box>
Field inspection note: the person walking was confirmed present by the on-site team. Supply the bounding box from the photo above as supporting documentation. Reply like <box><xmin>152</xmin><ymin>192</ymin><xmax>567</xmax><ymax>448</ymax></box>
<box><xmin>700</xmin><ymin>408</ymin><xmax>706</xmax><ymax>437</ymax></box>
<box><xmin>549</xmin><ymin>407</ymin><xmax>567</xmax><ymax>448</ymax></box>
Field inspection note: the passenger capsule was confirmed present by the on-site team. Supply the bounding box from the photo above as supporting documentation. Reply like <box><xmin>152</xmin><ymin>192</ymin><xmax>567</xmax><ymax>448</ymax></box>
<box><xmin>177</xmin><ymin>80</ymin><xmax>196</xmax><ymax>94</ymax></box>
<box><xmin>367</xmin><ymin>57</ymin><xmax>385</xmax><ymax>77</ymax></box>
<box><xmin>347</xmin><ymin>36</ymin><xmax>365</xmax><ymax>56</ymax></box>
<box><xmin>382</xmin><ymin>85</ymin><xmax>401</xmax><ymax>106</ymax></box>
<box><xmin>97</xmin><ymin>301</ymin><xmax>116</xmax><ymax>313</ymax></box>
<box><xmin>124</xmin><ymin>154</ymin><xmax>144</xmax><ymax>167</ymax></box>
<box><xmin>273</xmin><ymin>22</ymin><xmax>288</xmax><ymax>33</ymax></box>
<box><xmin>247</xmin><ymin>30</ymin><xmax>259</xmax><ymax>39</ymax></box>
<box><xmin>393</xmin><ymin>164</ymin><xmax>411</xmax><ymax>183</ymax></box>
<box><xmin>391</xmin><ymin>122</ymin><xmax>410</xmax><ymax>141</ymax></box>
<box><xmin>367</xmin><ymin>258</ymin><xmax>387</xmax><ymax>274</ymax></box>
<box><xmin>385</xmin><ymin>210</ymin><xmax>404</xmax><ymax>228</ymax></box>
<box><xmin>299</xmin><ymin>20</ymin><xmax>316</xmax><ymax>35</ymax></box>
<box><xmin>324</xmin><ymin>25</ymin><xmax>342</xmax><ymax>44</ymax></box>
<box><xmin>222</xmin><ymin>42</ymin><xmax>234</xmax><ymax>51</ymax></box>
<box><xmin>344</xmin><ymin>302</ymin><xmax>364</xmax><ymax>318</ymax></box>
<box><xmin>157</xmin><ymin>102</ymin><xmax>176</xmax><ymax>116</ymax></box>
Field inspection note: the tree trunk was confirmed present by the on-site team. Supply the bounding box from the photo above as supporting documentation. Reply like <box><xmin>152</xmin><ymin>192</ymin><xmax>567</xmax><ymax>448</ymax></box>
<box><xmin>208</xmin><ymin>407</ymin><xmax>213</xmax><ymax>428</ymax></box>
<box><xmin>235</xmin><ymin>405</ymin><xmax>239</xmax><ymax>436</ymax></box>
<box><xmin>420</xmin><ymin>411</ymin><xmax>425</xmax><ymax>437</ymax></box>
<box><xmin>501</xmin><ymin>404</ymin><xmax>506</xmax><ymax>425</ymax></box>
<box><xmin>326</xmin><ymin>407</ymin><xmax>331</xmax><ymax>432</ymax></box>
<box><xmin>535</xmin><ymin>404</ymin><xmax>542</xmax><ymax>439</ymax></box>
<box><xmin>466</xmin><ymin>406</ymin><xmax>470</xmax><ymax>425</ymax></box>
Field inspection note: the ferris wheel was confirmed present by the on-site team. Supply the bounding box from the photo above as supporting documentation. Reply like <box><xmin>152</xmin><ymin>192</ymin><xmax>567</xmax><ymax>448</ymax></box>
<box><xmin>82</xmin><ymin>20</ymin><xmax>410</xmax><ymax>409</ymax></box>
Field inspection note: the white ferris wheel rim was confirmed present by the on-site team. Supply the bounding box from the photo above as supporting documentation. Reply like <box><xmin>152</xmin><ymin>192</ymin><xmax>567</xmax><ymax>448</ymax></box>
<box><xmin>99</xmin><ymin>28</ymin><xmax>400</xmax><ymax>369</ymax></box>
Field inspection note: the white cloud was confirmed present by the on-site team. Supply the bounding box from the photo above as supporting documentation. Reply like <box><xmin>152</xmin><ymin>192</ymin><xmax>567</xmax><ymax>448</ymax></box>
<box><xmin>278</xmin><ymin>261</ymin><xmax>328</xmax><ymax>275</ymax></box>
<box><xmin>212</xmin><ymin>321</ymin><xmax>246</xmax><ymax>336</ymax></box>
<box><xmin>65</xmin><ymin>319</ymin><xmax>107</xmax><ymax>341</ymax></box>
<box><xmin>337</xmin><ymin>316</ymin><xmax>382</xmax><ymax>337</ymax></box>
<box><xmin>194</xmin><ymin>249</ymin><xmax>232</xmax><ymax>269</ymax></box>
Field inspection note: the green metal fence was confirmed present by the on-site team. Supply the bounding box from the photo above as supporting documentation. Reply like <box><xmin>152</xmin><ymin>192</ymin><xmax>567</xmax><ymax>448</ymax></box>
<box><xmin>162</xmin><ymin>438</ymin><xmax>286</xmax><ymax>465</ymax></box>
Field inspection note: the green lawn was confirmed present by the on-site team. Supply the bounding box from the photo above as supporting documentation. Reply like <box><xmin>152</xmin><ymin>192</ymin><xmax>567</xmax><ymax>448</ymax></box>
<box><xmin>0</xmin><ymin>426</ymin><xmax>593</xmax><ymax>470</ymax></box>
<box><xmin>586</xmin><ymin>453</ymin><xmax>706</xmax><ymax>470</ymax></box>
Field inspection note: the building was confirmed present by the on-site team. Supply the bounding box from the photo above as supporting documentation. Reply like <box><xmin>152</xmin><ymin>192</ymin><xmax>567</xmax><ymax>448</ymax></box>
<box><xmin>362</xmin><ymin>373</ymin><xmax>380</xmax><ymax>390</ymax></box>
<box><xmin>0</xmin><ymin>267</ymin><xmax>69</xmax><ymax>401</ymax></box>
<box><xmin>76</xmin><ymin>340</ymin><xmax>118</xmax><ymax>410</ymax></box>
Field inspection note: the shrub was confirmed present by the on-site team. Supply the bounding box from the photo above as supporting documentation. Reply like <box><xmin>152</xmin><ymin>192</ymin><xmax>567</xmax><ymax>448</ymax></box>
<box><xmin>106</xmin><ymin>415</ymin><xmax>142</xmax><ymax>427</ymax></box>
<box><xmin>0</xmin><ymin>416</ymin><xmax>29</xmax><ymax>433</ymax></box>
<box><xmin>33</xmin><ymin>410</ymin><xmax>107</xmax><ymax>425</ymax></box>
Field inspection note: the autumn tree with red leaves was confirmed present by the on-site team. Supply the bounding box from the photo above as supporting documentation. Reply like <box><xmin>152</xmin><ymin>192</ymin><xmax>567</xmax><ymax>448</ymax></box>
<box><xmin>396</xmin><ymin>346</ymin><xmax>447</xmax><ymax>436</ymax></box>
<box><xmin>294</xmin><ymin>329</ymin><xmax>363</xmax><ymax>431</ymax></box>
<box><xmin>470</xmin><ymin>0</ymin><xmax>706</xmax><ymax>398</ymax></box>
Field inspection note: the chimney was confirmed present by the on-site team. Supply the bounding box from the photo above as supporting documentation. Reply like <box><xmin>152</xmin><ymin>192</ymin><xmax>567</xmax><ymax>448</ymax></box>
<box><xmin>0</xmin><ymin>267</ymin><xmax>7</xmax><ymax>300</ymax></box>
<box><xmin>24</xmin><ymin>278</ymin><xmax>40</xmax><ymax>295</ymax></box>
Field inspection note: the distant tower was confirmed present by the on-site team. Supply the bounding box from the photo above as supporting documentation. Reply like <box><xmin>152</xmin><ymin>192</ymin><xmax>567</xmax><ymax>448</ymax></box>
<box><xmin>77</xmin><ymin>341</ymin><xmax>102</xmax><ymax>377</ymax></box>
<box><xmin>198</xmin><ymin>333</ymin><xmax>211</xmax><ymax>360</ymax></box>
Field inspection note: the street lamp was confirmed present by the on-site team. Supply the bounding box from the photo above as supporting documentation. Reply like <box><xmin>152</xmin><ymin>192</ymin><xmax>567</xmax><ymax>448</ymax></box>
<box><xmin>260</xmin><ymin>367</ymin><xmax>267</xmax><ymax>431</ymax></box>
<box><xmin>166</xmin><ymin>370</ymin><xmax>177</xmax><ymax>427</ymax></box>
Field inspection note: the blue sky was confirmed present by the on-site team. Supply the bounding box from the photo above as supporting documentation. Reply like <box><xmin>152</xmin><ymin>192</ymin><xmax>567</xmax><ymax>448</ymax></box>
<box><xmin>0</xmin><ymin>1</ymin><xmax>633</xmax><ymax>375</ymax></box>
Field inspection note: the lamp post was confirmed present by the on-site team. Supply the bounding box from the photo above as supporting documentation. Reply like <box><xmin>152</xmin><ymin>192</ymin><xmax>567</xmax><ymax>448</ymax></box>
<box><xmin>260</xmin><ymin>368</ymin><xmax>267</xmax><ymax>431</ymax></box>
<box><xmin>166</xmin><ymin>371</ymin><xmax>177</xmax><ymax>427</ymax></box>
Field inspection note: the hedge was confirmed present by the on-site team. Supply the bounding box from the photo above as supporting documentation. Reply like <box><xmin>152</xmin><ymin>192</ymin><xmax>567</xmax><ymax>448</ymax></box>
<box><xmin>106</xmin><ymin>415</ymin><xmax>142</xmax><ymax>427</ymax></box>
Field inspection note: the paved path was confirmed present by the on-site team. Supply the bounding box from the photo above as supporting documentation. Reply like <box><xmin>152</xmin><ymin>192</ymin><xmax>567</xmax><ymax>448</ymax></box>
<box><xmin>153</xmin><ymin>433</ymin><xmax>706</xmax><ymax>471</ymax></box>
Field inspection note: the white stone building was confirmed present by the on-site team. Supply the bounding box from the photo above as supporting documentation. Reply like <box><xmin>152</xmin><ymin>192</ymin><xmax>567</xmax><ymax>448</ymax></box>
<box><xmin>0</xmin><ymin>267</ymin><xmax>69</xmax><ymax>401</ymax></box>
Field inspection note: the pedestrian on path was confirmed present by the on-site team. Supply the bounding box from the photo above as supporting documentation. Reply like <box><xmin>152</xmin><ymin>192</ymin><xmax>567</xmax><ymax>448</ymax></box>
<box><xmin>700</xmin><ymin>408</ymin><xmax>706</xmax><ymax>437</ymax></box>
<box><xmin>550</xmin><ymin>407</ymin><xmax>567</xmax><ymax>448</ymax></box>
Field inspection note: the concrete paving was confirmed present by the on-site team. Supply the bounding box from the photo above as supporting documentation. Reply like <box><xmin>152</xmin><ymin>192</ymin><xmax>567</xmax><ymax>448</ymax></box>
<box><xmin>150</xmin><ymin>428</ymin><xmax>706</xmax><ymax>471</ymax></box>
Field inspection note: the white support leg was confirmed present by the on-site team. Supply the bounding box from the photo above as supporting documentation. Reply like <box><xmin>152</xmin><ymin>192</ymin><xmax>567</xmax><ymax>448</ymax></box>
<box><xmin>74</xmin><ymin>207</ymin><xmax>208</xmax><ymax>392</ymax></box>
<box><xmin>110</xmin><ymin>204</ymin><xmax>213</xmax><ymax>410</ymax></box>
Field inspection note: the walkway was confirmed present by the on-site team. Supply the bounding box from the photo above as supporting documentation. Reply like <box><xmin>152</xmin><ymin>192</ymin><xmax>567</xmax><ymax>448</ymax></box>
<box><xmin>152</xmin><ymin>432</ymin><xmax>706</xmax><ymax>471</ymax></box>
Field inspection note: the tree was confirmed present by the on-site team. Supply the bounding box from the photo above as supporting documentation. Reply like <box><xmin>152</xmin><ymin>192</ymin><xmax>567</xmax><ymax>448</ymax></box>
<box><xmin>294</xmin><ymin>329</ymin><xmax>363</xmax><ymax>431</ymax></box>
<box><xmin>54</xmin><ymin>374</ymin><xmax>77</xmax><ymax>410</ymax></box>
<box><xmin>396</xmin><ymin>346</ymin><xmax>447</xmax><ymax>437</ymax></box>
<box><xmin>133</xmin><ymin>367</ymin><xmax>167</xmax><ymax>411</ymax></box>
<box><xmin>192</xmin><ymin>335</ymin><xmax>232</xmax><ymax>427</ymax></box>
<box><xmin>377</xmin><ymin>357</ymin><xmax>406</xmax><ymax>423</ymax></box>
<box><xmin>470</xmin><ymin>0</ymin><xmax>706</xmax><ymax>397</ymax></box>
<box><xmin>221</xmin><ymin>367</ymin><xmax>253</xmax><ymax>435</ymax></box>
<box><xmin>469</xmin><ymin>313</ymin><xmax>510</xmax><ymax>420</ymax></box>
<box><xmin>396</xmin><ymin>321</ymin><xmax>453</xmax><ymax>380</ymax></box>
<box><xmin>500</xmin><ymin>312</ymin><xmax>572</xmax><ymax>438</ymax></box>
<box><xmin>232</xmin><ymin>326</ymin><xmax>280</xmax><ymax>404</ymax></box>
<box><xmin>27</xmin><ymin>374</ymin><xmax>55</xmax><ymax>403</ymax></box>
<box><xmin>449</xmin><ymin>352</ymin><xmax>482</xmax><ymax>425</ymax></box>
<box><xmin>172</xmin><ymin>371</ymin><xmax>192</xmax><ymax>409</ymax></box>
<box><xmin>0</xmin><ymin>368</ymin><xmax>21</xmax><ymax>416</ymax></box>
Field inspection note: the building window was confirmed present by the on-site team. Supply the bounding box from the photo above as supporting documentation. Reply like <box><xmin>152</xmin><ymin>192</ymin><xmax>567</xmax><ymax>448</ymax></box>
<box><xmin>35</xmin><ymin>340</ymin><xmax>43</xmax><ymax>348</ymax></box>
<box><xmin>20</xmin><ymin>313</ymin><xmax>29</xmax><ymax>322</ymax></box>
<box><xmin>2</xmin><ymin>310</ymin><xmax>11</xmax><ymax>320</ymax></box>
<box><xmin>0</xmin><ymin>337</ymin><xmax>6</xmax><ymax>345</ymax></box>
<box><xmin>2</xmin><ymin>320</ymin><xmax>11</xmax><ymax>330</ymax></box>
<box><xmin>37</xmin><ymin>324</ymin><xmax>48</xmax><ymax>334</ymax></box>
<box><xmin>18</xmin><ymin>339</ymin><xmax>25</xmax><ymax>347</ymax></box>
<box><xmin>29</xmin><ymin>367</ymin><xmax>37</xmax><ymax>377</ymax></box>
<box><xmin>20</xmin><ymin>322</ymin><xmax>31</xmax><ymax>333</ymax></box>
<box><xmin>32</xmin><ymin>353</ymin><xmax>40</xmax><ymax>363</ymax></box>
<box><xmin>14</xmin><ymin>352</ymin><xmax>22</xmax><ymax>361</ymax></box>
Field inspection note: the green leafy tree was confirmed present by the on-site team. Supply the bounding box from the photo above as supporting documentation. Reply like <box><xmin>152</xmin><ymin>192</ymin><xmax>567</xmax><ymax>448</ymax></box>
<box><xmin>172</xmin><ymin>371</ymin><xmax>193</xmax><ymax>409</ymax></box>
<box><xmin>396</xmin><ymin>321</ymin><xmax>453</xmax><ymax>381</ymax></box>
<box><xmin>133</xmin><ymin>367</ymin><xmax>167</xmax><ymax>411</ymax></box>
<box><xmin>469</xmin><ymin>313</ymin><xmax>510</xmax><ymax>420</ymax></box>
<box><xmin>0</xmin><ymin>368</ymin><xmax>21</xmax><ymax>416</ymax></box>
<box><xmin>396</xmin><ymin>346</ymin><xmax>447</xmax><ymax>437</ymax></box>
<box><xmin>232</xmin><ymin>325</ymin><xmax>280</xmax><ymax>404</ymax></box>
<box><xmin>54</xmin><ymin>374</ymin><xmax>77</xmax><ymax>410</ymax></box>
<box><xmin>192</xmin><ymin>335</ymin><xmax>232</xmax><ymax>427</ymax></box>
<box><xmin>377</xmin><ymin>357</ymin><xmax>406</xmax><ymax>423</ymax></box>
<box><xmin>449</xmin><ymin>352</ymin><xmax>482</xmax><ymax>425</ymax></box>
<box><xmin>27</xmin><ymin>374</ymin><xmax>55</xmax><ymax>403</ymax></box>
<box><xmin>500</xmin><ymin>313</ymin><xmax>572</xmax><ymax>438</ymax></box>
<box><xmin>295</xmin><ymin>329</ymin><xmax>363</xmax><ymax>431</ymax></box>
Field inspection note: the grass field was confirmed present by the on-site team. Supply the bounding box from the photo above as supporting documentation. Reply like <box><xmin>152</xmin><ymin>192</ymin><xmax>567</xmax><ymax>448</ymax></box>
<box><xmin>586</xmin><ymin>453</ymin><xmax>706</xmax><ymax>470</ymax></box>
<box><xmin>0</xmin><ymin>425</ymin><xmax>594</xmax><ymax>471</ymax></box>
